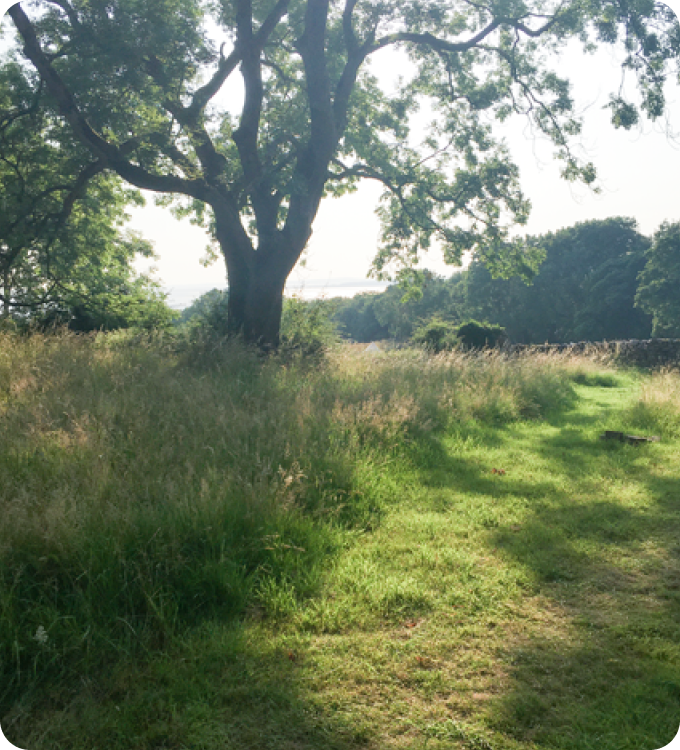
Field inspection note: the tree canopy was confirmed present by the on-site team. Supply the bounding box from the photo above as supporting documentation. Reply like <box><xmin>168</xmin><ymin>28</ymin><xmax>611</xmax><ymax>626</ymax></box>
<box><xmin>0</xmin><ymin>53</ymin><xmax>176</xmax><ymax>330</ymax></box>
<box><xmin>6</xmin><ymin>0</ymin><xmax>679</xmax><ymax>345</ymax></box>
<box><xmin>635</xmin><ymin>221</ymin><xmax>680</xmax><ymax>337</ymax></box>
<box><xmin>462</xmin><ymin>217</ymin><xmax>653</xmax><ymax>342</ymax></box>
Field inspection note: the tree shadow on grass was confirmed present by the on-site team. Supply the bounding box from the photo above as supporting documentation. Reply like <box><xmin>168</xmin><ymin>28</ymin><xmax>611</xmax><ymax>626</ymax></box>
<box><xmin>0</xmin><ymin>418</ymin><xmax>383</xmax><ymax>748</ymax></box>
<box><xmin>403</xmin><ymin>422</ymin><xmax>572</xmax><ymax>510</ymax></box>
<box><xmin>484</xmin><ymin>428</ymin><xmax>680</xmax><ymax>749</ymax></box>
<box><xmin>491</xmin><ymin>634</ymin><xmax>680</xmax><ymax>750</ymax></box>
<box><xmin>0</xmin><ymin>438</ymin><xmax>379</xmax><ymax>749</ymax></box>
<box><xmin>0</xmin><ymin>432</ymin><xmax>391</xmax><ymax>750</ymax></box>
<box><xmin>3</xmin><ymin>620</ymin><xmax>373</xmax><ymax>750</ymax></box>
<box><xmin>397</xmin><ymin>394</ymin><xmax>680</xmax><ymax>749</ymax></box>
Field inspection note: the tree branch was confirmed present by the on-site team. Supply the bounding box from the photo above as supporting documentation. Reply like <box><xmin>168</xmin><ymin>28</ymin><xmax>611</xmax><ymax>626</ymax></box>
<box><xmin>230</xmin><ymin>0</ymin><xmax>285</xmax><ymax>238</ymax></box>
<box><xmin>368</xmin><ymin>12</ymin><xmax>561</xmax><ymax>58</ymax></box>
<box><xmin>9</xmin><ymin>4</ymin><xmax>212</xmax><ymax>203</ymax></box>
<box><xmin>187</xmin><ymin>0</ymin><xmax>290</xmax><ymax>121</ymax></box>
<box><xmin>342</xmin><ymin>0</ymin><xmax>360</xmax><ymax>56</ymax></box>
<box><xmin>233</xmin><ymin>0</ymin><xmax>264</xmax><ymax>181</ymax></box>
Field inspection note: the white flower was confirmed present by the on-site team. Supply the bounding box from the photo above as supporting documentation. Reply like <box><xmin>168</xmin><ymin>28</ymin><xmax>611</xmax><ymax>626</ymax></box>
<box><xmin>33</xmin><ymin>625</ymin><xmax>49</xmax><ymax>645</ymax></box>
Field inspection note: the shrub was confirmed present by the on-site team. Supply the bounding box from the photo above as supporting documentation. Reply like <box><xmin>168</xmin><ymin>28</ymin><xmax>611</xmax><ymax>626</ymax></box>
<box><xmin>280</xmin><ymin>295</ymin><xmax>341</xmax><ymax>356</ymax></box>
<box><xmin>411</xmin><ymin>317</ymin><xmax>459</xmax><ymax>353</ymax></box>
<box><xmin>178</xmin><ymin>288</ymin><xmax>230</xmax><ymax>334</ymax></box>
<box><xmin>455</xmin><ymin>319</ymin><xmax>507</xmax><ymax>350</ymax></box>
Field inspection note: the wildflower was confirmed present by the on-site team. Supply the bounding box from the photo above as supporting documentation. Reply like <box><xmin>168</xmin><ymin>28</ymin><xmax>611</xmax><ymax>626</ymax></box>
<box><xmin>33</xmin><ymin>625</ymin><xmax>48</xmax><ymax>645</ymax></box>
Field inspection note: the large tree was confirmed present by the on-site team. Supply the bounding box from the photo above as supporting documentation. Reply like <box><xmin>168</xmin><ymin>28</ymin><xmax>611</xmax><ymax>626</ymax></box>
<box><xmin>6</xmin><ymin>0</ymin><xmax>679</xmax><ymax>346</ymax></box>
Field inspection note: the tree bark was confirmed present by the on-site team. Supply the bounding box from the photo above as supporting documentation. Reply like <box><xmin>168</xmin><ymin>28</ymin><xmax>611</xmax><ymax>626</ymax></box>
<box><xmin>214</xmin><ymin>202</ymin><xmax>305</xmax><ymax>348</ymax></box>
<box><xmin>223</xmin><ymin>249</ymin><xmax>293</xmax><ymax>348</ymax></box>
<box><xmin>2</xmin><ymin>269</ymin><xmax>10</xmax><ymax>320</ymax></box>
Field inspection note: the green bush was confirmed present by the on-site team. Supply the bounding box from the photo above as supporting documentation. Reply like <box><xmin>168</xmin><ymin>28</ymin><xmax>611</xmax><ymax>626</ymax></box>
<box><xmin>178</xmin><ymin>288</ymin><xmax>230</xmax><ymax>334</ymax></box>
<box><xmin>455</xmin><ymin>319</ymin><xmax>507</xmax><ymax>350</ymax></box>
<box><xmin>178</xmin><ymin>291</ymin><xmax>340</xmax><ymax>355</ymax></box>
<box><xmin>280</xmin><ymin>295</ymin><xmax>341</xmax><ymax>356</ymax></box>
<box><xmin>411</xmin><ymin>317</ymin><xmax>459</xmax><ymax>352</ymax></box>
<box><xmin>411</xmin><ymin>318</ymin><xmax>507</xmax><ymax>352</ymax></box>
<box><xmin>29</xmin><ymin>284</ymin><xmax>179</xmax><ymax>333</ymax></box>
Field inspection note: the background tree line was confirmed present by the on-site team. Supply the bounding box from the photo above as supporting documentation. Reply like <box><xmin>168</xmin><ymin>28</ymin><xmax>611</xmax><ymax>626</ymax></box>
<box><xmin>183</xmin><ymin>216</ymin><xmax>680</xmax><ymax>347</ymax></box>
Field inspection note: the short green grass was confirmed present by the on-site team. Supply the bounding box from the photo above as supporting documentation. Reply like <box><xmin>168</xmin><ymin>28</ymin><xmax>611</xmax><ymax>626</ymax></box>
<box><xmin>1</xmin><ymin>333</ymin><xmax>679</xmax><ymax>749</ymax></box>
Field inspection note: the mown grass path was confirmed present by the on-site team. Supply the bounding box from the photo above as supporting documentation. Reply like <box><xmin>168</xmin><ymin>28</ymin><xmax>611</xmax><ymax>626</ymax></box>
<box><xmin>2</xmin><ymin>344</ymin><xmax>679</xmax><ymax>750</ymax></box>
<box><xmin>244</xmin><ymin>378</ymin><xmax>680</xmax><ymax>750</ymax></box>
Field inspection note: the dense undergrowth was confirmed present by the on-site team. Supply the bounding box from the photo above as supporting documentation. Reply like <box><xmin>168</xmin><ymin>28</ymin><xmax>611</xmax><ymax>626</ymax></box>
<box><xmin>1</xmin><ymin>331</ymin><xmax>679</xmax><ymax>748</ymax></box>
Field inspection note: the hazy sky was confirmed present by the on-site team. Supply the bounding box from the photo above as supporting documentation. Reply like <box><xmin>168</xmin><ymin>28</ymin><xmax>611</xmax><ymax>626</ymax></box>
<box><xmin>2</xmin><ymin>0</ymin><xmax>679</xmax><ymax>296</ymax></box>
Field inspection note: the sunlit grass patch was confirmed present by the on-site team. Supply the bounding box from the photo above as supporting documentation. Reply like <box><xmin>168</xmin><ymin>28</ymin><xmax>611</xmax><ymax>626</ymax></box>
<box><xmin>1</xmin><ymin>333</ymin><xmax>679</xmax><ymax>749</ymax></box>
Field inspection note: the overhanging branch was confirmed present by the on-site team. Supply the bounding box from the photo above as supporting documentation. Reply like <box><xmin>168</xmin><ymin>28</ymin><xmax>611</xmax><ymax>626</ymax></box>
<box><xmin>9</xmin><ymin>4</ymin><xmax>212</xmax><ymax>202</ymax></box>
<box><xmin>186</xmin><ymin>0</ymin><xmax>291</xmax><ymax>121</ymax></box>
<box><xmin>368</xmin><ymin>11</ymin><xmax>562</xmax><ymax>57</ymax></box>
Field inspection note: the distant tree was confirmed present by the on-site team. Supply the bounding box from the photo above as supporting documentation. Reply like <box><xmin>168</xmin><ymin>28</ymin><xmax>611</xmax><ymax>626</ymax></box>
<box><xmin>332</xmin><ymin>292</ymin><xmax>390</xmax><ymax>343</ymax></box>
<box><xmin>332</xmin><ymin>272</ymin><xmax>466</xmax><ymax>343</ymax></box>
<box><xmin>457</xmin><ymin>263</ymin><xmax>536</xmax><ymax>341</ymax></box>
<box><xmin>0</xmin><ymin>57</ymin><xmax>175</xmax><ymax>330</ymax></box>
<box><xmin>462</xmin><ymin>218</ymin><xmax>652</xmax><ymax>343</ymax></box>
<box><xmin>372</xmin><ymin>273</ymin><xmax>463</xmax><ymax>341</ymax></box>
<box><xmin>635</xmin><ymin>222</ymin><xmax>680</xmax><ymax>338</ymax></box>
<box><xmin>572</xmin><ymin>250</ymin><xmax>650</xmax><ymax>341</ymax></box>
<box><xmin>8</xmin><ymin>0</ymin><xmax>679</xmax><ymax>346</ymax></box>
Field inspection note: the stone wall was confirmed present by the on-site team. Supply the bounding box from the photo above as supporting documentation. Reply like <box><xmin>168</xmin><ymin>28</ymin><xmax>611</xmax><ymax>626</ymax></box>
<box><xmin>507</xmin><ymin>339</ymin><xmax>680</xmax><ymax>369</ymax></box>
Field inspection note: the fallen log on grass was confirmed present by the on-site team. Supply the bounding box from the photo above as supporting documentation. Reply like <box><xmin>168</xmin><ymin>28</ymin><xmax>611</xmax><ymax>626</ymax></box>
<box><xmin>600</xmin><ymin>430</ymin><xmax>660</xmax><ymax>445</ymax></box>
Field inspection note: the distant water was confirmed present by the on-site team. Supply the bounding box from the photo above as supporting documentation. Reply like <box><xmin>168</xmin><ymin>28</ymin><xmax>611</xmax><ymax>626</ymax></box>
<box><xmin>165</xmin><ymin>280</ymin><xmax>391</xmax><ymax>310</ymax></box>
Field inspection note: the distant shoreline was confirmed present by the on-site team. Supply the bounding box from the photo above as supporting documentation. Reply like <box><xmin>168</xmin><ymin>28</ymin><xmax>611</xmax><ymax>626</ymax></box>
<box><xmin>166</xmin><ymin>279</ymin><xmax>392</xmax><ymax>309</ymax></box>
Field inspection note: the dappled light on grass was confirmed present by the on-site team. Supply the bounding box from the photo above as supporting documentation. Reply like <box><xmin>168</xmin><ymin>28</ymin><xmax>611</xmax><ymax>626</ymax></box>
<box><xmin>1</xmin><ymin>331</ymin><xmax>679</xmax><ymax>748</ymax></box>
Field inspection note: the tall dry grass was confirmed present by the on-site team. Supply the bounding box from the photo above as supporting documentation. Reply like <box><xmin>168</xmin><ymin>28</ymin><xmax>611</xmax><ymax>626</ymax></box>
<box><xmin>625</xmin><ymin>367</ymin><xmax>680</xmax><ymax>438</ymax></box>
<box><xmin>0</xmin><ymin>331</ymin><xmax>623</xmax><ymax>712</ymax></box>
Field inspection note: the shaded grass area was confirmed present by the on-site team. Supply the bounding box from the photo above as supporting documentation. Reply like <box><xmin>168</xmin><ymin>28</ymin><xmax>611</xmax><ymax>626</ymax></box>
<box><xmin>1</xmin><ymin>333</ymin><xmax>679</xmax><ymax>749</ymax></box>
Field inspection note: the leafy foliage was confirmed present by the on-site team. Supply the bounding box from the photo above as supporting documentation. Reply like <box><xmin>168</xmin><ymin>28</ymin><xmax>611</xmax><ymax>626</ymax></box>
<box><xmin>332</xmin><ymin>291</ymin><xmax>391</xmax><ymax>343</ymax></box>
<box><xmin>0</xmin><ymin>57</ymin><xmax>176</xmax><ymax>331</ymax></box>
<box><xmin>178</xmin><ymin>288</ymin><xmax>230</xmax><ymax>333</ymax></box>
<box><xmin>331</xmin><ymin>218</ymin><xmax>657</xmax><ymax>345</ymax></box>
<box><xmin>280</xmin><ymin>296</ymin><xmax>342</xmax><ymax>356</ymax></box>
<box><xmin>180</xmin><ymin>289</ymin><xmax>341</xmax><ymax>354</ymax></box>
<box><xmin>331</xmin><ymin>273</ymin><xmax>465</xmax><ymax>343</ymax></box>
<box><xmin>635</xmin><ymin>221</ymin><xmax>680</xmax><ymax>338</ymax></box>
<box><xmin>411</xmin><ymin>316</ymin><xmax>459</xmax><ymax>352</ymax></box>
<box><xmin>461</xmin><ymin>218</ymin><xmax>653</xmax><ymax>343</ymax></box>
<box><xmin>455</xmin><ymin>319</ymin><xmax>507</xmax><ymax>349</ymax></box>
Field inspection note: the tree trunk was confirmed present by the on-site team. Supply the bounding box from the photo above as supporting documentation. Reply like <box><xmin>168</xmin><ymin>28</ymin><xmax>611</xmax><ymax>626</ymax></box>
<box><xmin>222</xmin><ymin>239</ymin><xmax>298</xmax><ymax>350</ymax></box>
<box><xmin>228</xmin><ymin>268</ymin><xmax>286</xmax><ymax>349</ymax></box>
<box><xmin>2</xmin><ymin>270</ymin><xmax>10</xmax><ymax>320</ymax></box>
<box><xmin>212</xmin><ymin>193</ymin><xmax>314</xmax><ymax>351</ymax></box>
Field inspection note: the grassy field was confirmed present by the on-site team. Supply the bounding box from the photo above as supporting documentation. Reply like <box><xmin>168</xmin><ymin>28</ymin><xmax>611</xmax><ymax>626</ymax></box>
<box><xmin>1</xmin><ymin>331</ymin><xmax>679</xmax><ymax>750</ymax></box>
